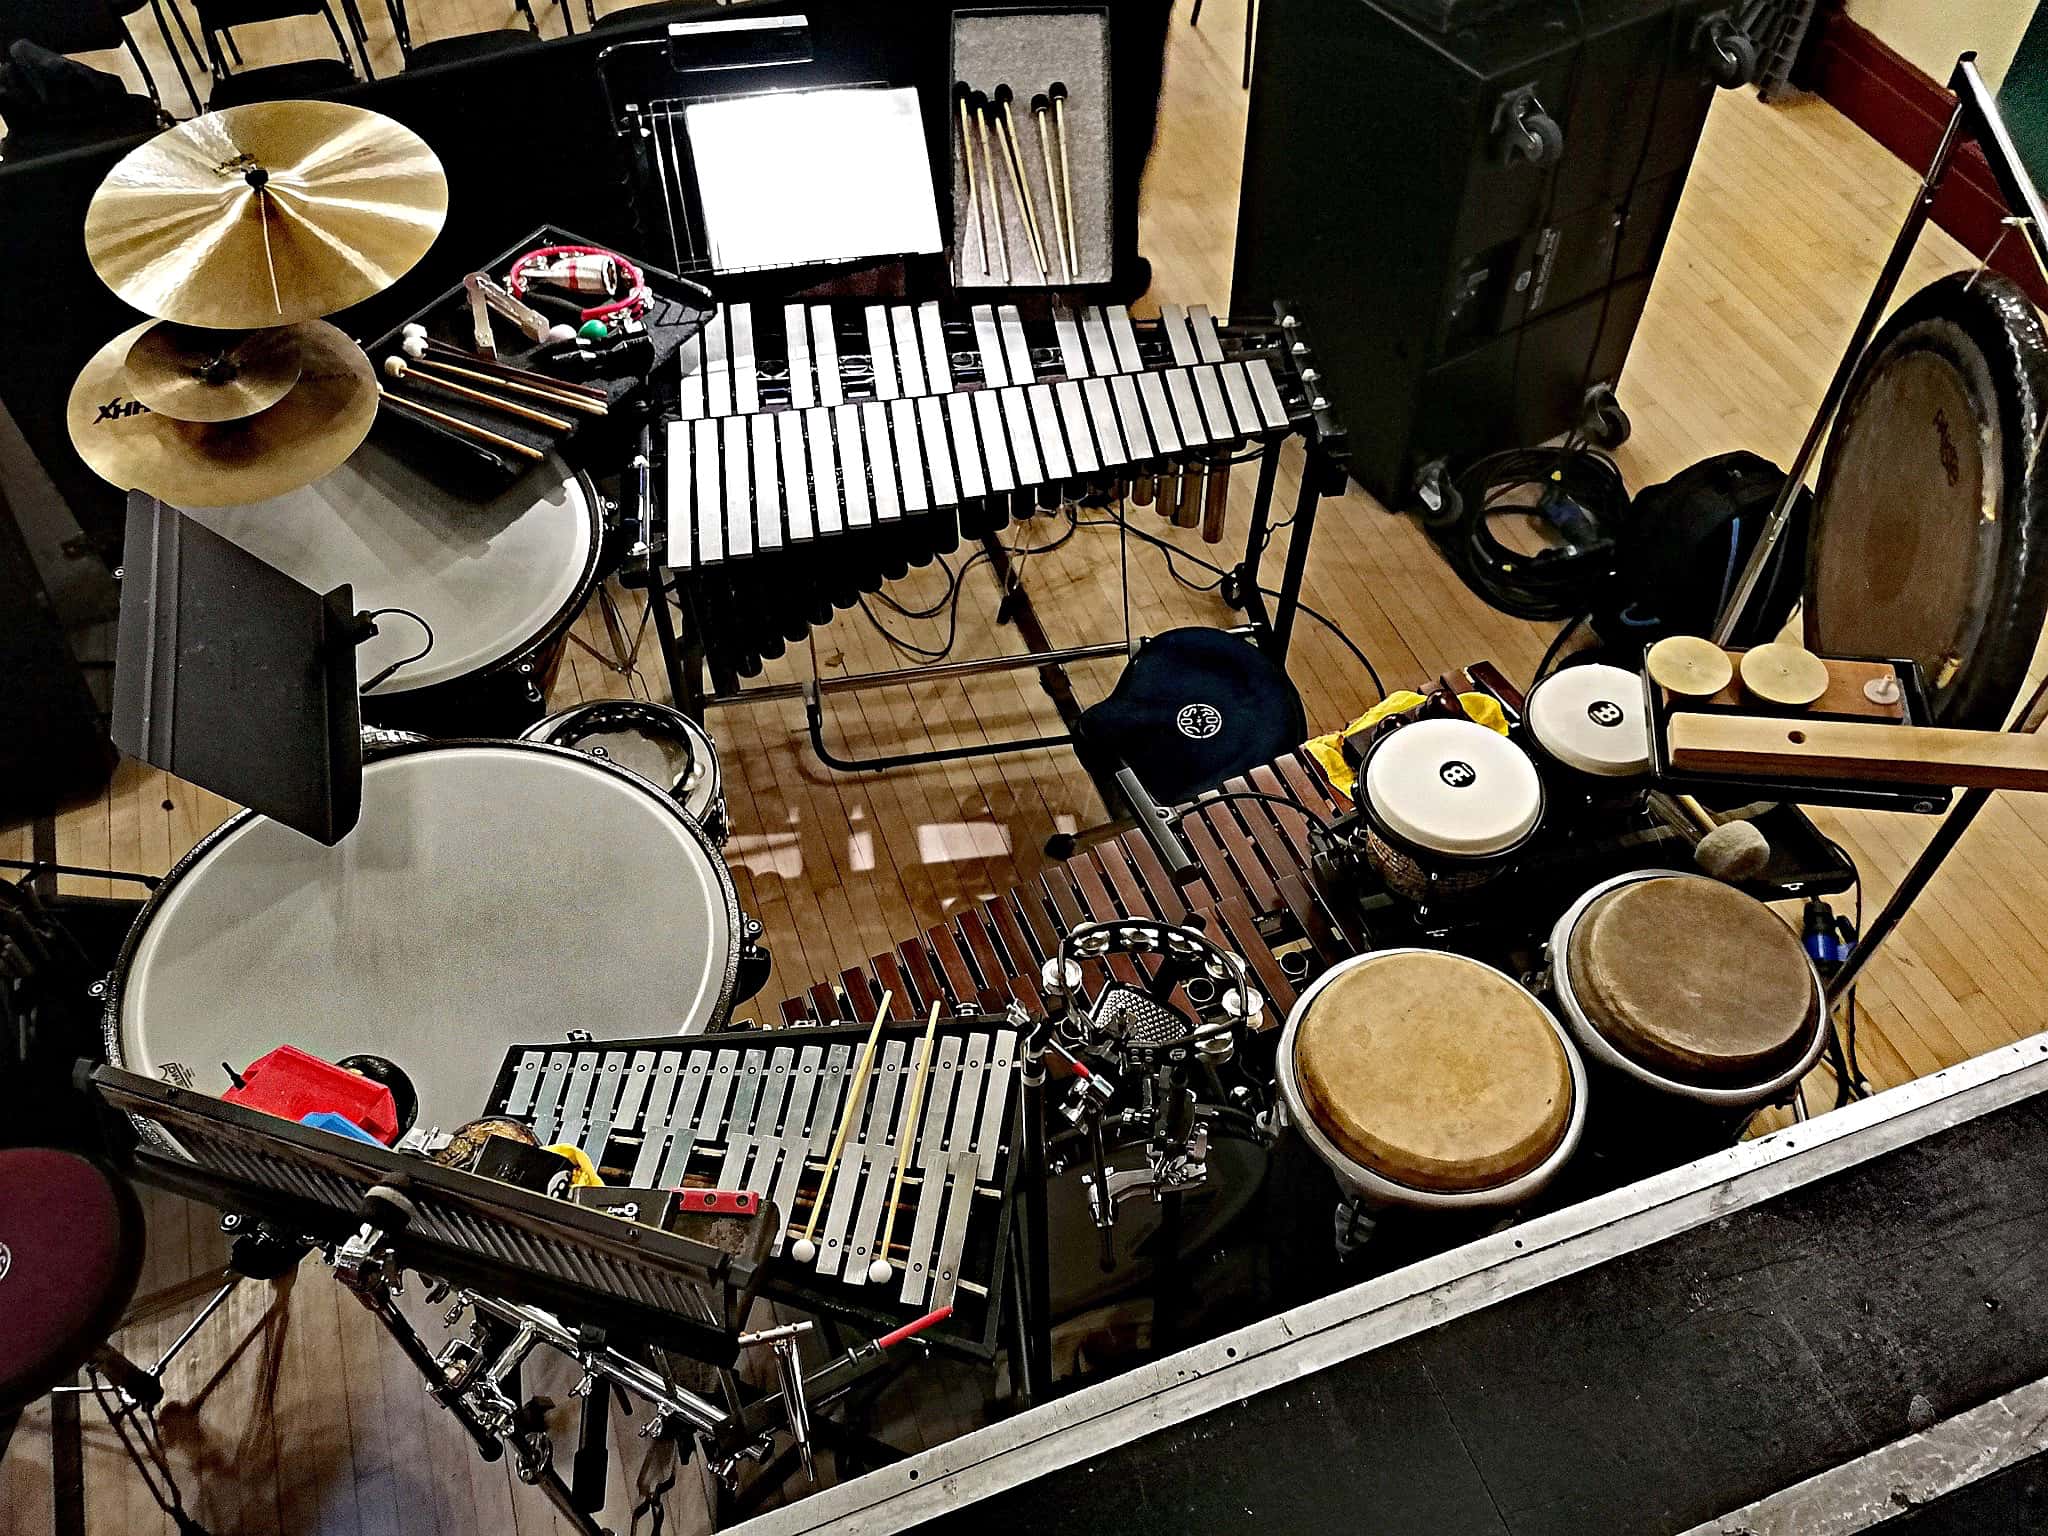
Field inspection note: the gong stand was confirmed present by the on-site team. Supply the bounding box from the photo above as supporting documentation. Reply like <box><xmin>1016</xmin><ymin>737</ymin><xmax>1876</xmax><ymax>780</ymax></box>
<box><xmin>1714</xmin><ymin>51</ymin><xmax>2048</xmax><ymax>1002</ymax></box>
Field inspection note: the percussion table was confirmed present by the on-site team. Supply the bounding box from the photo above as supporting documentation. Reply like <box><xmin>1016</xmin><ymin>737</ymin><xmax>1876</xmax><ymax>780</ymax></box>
<box><xmin>714</xmin><ymin>1029</ymin><xmax>2048</xmax><ymax>1536</ymax></box>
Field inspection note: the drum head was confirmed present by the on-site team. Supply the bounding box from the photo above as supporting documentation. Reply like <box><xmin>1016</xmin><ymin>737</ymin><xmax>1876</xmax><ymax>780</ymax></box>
<box><xmin>1294</xmin><ymin>951</ymin><xmax>1573</xmax><ymax>1193</ymax></box>
<box><xmin>186</xmin><ymin>442</ymin><xmax>599</xmax><ymax>695</ymax></box>
<box><xmin>1364</xmin><ymin>718</ymin><xmax>1542</xmax><ymax>856</ymax></box>
<box><xmin>1565</xmin><ymin>874</ymin><xmax>1815</xmax><ymax>1083</ymax></box>
<box><xmin>1527</xmin><ymin>663</ymin><xmax>1650</xmax><ymax>777</ymax></box>
<box><xmin>110</xmin><ymin>743</ymin><xmax>739</xmax><ymax>1137</ymax></box>
<box><xmin>1808</xmin><ymin>272</ymin><xmax>2048</xmax><ymax>728</ymax></box>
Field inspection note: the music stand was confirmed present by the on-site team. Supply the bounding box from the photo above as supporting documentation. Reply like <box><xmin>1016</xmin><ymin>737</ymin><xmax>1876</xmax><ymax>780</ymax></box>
<box><xmin>111</xmin><ymin>491</ymin><xmax>365</xmax><ymax>846</ymax></box>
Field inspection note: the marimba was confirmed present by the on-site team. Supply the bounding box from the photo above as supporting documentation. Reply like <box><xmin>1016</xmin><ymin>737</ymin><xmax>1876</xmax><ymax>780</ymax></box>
<box><xmin>771</xmin><ymin>749</ymin><xmax>1359</xmax><ymax>1032</ymax></box>
<box><xmin>487</xmin><ymin>1016</ymin><xmax>1023</xmax><ymax>1355</ymax></box>
<box><xmin>658</xmin><ymin>299</ymin><xmax>1339</xmax><ymax>684</ymax></box>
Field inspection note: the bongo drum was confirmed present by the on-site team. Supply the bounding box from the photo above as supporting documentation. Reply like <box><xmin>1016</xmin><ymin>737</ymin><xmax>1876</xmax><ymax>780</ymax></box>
<box><xmin>187</xmin><ymin>442</ymin><xmax>604</xmax><ymax>736</ymax></box>
<box><xmin>104</xmin><ymin>739</ymin><xmax>743</xmax><ymax>1146</ymax></box>
<box><xmin>1522</xmin><ymin>662</ymin><xmax>1653</xmax><ymax>814</ymax></box>
<box><xmin>1358</xmin><ymin>719</ymin><xmax>1544</xmax><ymax>902</ymax></box>
<box><xmin>523</xmin><ymin>700</ymin><xmax>728</xmax><ymax>844</ymax></box>
<box><xmin>1548</xmin><ymin>871</ymin><xmax>1827</xmax><ymax>1108</ymax></box>
<box><xmin>1277</xmin><ymin>949</ymin><xmax>1587</xmax><ymax>1209</ymax></box>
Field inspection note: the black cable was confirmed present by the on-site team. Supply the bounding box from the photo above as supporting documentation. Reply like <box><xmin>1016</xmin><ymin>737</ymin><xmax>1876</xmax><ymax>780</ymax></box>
<box><xmin>1533</xmin><ymin>615</ymin><xmax>1587</xmax><ymax>684</ymax></box>
<box><xmin>1426</xmin><ymin>438</ymin><xmax>1629</xmax><ymax>622</ymax></box>
<box><xmin>1177</xmin><ymin>789</ymin><xmax>1329</xmax><ymax>831</ymax></box>
<box><xmin>1079</xmin><ymin>511</ymin><xmax>1386</xmax><ymax>699</ymax></box>
<box><xmin>358</xmin><ymin>607</ymin><xmax>435</xmax><ymax>693</ymax></box>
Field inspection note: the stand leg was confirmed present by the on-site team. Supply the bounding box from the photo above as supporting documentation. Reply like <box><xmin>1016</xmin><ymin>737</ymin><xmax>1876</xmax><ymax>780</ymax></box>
<box><xmin>1016</xmin><ymin>1076</ymin><xmax>1055</xmax><ymax>1404</ymax></box>
<box><xmin>1269</xmin><ymin>465</ymin><xmax>1322</xmax><ymax>661</ymax></box>
<box><xmin>350</xmin><ymin>1280</ymin><xmax>503</xmax><ymax>1463</ymax></box>
<box><xmin>644</xmin><ymin>565</ymin><xmax>696</xmax><ymax>716</ymax></box>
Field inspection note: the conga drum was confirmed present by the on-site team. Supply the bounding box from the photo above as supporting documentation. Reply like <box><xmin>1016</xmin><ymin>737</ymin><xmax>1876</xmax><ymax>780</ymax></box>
<box><xmin>1357</xmin><ymin>719</ymin><xmax>1545</xmax><ymax>903</ymax></box>
<box><xmin>1521</xmin><ymin>662</ymin><xmax>1653</xmax><ymax>816</ymax></box>
<box><xmin>1547</xmin><ymin>870</ymin><xmax>1829</xmax><ymax>1172</ymax></box>
<box><xmin>1277</xmin><ymin>949</ymin><xmax>1587</xmax><ymax>1212</ymax></box>
<box><xmin>523</xmin><ymin>700</ymin><xmax>729</xmax><ymax>844</ymax></box>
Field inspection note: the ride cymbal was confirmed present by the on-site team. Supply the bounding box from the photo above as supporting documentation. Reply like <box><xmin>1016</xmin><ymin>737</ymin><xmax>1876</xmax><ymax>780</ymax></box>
<box><xmin>123</xmin><ymin>322</ymin><xmax>305</xmax><ymax>422</ymax></box>
<box><xmin>69</xmin><ymin>319</ymin><xmax>376</xmax><ymax>506</ymax></box>
<box><xmin>85</xmin><ymin>100</ymin><xmax>447</xmax><ymax>329</ymax></box>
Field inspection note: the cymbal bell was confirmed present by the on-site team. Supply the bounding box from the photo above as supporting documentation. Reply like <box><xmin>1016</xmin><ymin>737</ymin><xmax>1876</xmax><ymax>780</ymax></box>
<box><xmin>69</xmin><ymin>320</ymin><xmax>377</xmax><ymax>507</ymax></box>
<box><xmin>123</xmin><ymin>322</ymin><xmax>305</xmax><ymax>423</ymax></box>
<box><xmin>85</xmin><ymin>100</ymin><xmax>448</xmax><ymax>330</ymax></box>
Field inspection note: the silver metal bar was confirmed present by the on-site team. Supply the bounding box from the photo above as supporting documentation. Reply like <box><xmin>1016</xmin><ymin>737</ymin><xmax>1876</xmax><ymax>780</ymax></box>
<box><xmin>505</xmin><ymin>1050</ymin><xmax>545</xmax><ymax>1117</ymax></box>
<box><xmin>466</xmin><ymin>1293</ymin><xmax>729</xmax><ymax>1435</ymax></box>
<box><xmin>699</xmin><ymin>636</ymin><xmax>1206</xmax><ymax>709</ymax></box>
<box><xmin>630</xmin><ymin>1059</ymin><xmax>685</xmax><ymax>1186</ymax></box>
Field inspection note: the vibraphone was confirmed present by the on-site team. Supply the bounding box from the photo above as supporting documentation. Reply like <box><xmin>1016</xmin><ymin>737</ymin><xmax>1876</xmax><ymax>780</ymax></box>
<box><xmin>771</xmin><ymin>749</ymin><xmax>1359</xmax><ymax>1031</ymax></box>
<box><xmin>658</xmin><ymin>298</ymin><xmax>1341</xmax><ymax>682</ymax></box>
<box><xmin>487</xmin><ymin>1016</ymin><xmax>1022</xmax><ymax>1355</ymax></box>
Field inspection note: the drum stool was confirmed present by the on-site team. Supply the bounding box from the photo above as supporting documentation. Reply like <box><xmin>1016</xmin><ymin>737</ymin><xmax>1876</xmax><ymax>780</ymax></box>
<box><xmin>1049</xmin><ymin>626</ymin><xmax>1307</xmax><ymax>857</ymax></box>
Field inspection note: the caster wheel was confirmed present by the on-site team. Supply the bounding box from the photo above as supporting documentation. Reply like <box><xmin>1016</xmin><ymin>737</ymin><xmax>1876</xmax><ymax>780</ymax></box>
<box><xmin>1581</xmin><ymin>384</ymin><xmax>1632</xmax><ymax>449</ymax></box>
<box><xmin>1219</xmin><ymin>569</ymin><xmax>1246</xmax><ymax>608</ymax></box>
<box><xmin>1044</xmin><ymin>832</ymin><xmax>1078</xmax><ymax>860</ymax></box>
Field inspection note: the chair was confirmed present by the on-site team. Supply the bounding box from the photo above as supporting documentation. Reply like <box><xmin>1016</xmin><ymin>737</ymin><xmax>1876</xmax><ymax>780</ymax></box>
<box><xmin>0</xmin><ymin>0</ymin><xmax>177</xmax><ymax>111</ymax></box>
<box><xmin>115</xmin><ymin>0</ymin><xmax>206</xmax><ymax>113</ymax></box>
<box><xmin>383</xmin><ymin>0</ymin><xmax>562</xmax><ymax>69</ymax></box>
<box><xmin>185</xmin><ymin>0</ymin><xmax>363</xmax><ymax>107</ymax></box>
<box><xmin>588</xmin><ymin>0</ymin><xmax>725</xmax><ymax>30</ymax></box>
<box><xmin>1047</xmin><ymin>626</ymin><xmax>1308</xmax><ymax>858</ymax></box>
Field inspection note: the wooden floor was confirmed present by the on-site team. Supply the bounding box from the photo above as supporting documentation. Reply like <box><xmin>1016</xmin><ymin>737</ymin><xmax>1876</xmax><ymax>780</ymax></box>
<box><xmin>6</xmin><ymin>1</ymin><xmax>2042</xmax><ymax>1531</ymax></box>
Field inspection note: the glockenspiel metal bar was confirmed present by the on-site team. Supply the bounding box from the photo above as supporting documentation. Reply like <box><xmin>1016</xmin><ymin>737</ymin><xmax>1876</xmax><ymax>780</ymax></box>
<box><xmin>505</xmin><ymin>1049</ymin><xmax>545</xmax><ymax>1118</ymax></box>
<box><xmin>631</xmin><ymin>1058</ymin><xmax>686</xmax><ymax>1186</ymax></box>
<box><xmin>899</xmin><ymin>1032</ymin><xmax>965</xmax><ymax>1306</ymax></box>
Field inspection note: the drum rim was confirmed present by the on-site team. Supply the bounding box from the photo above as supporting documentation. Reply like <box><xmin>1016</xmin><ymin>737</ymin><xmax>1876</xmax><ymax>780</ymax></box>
<box><xmin>1547</xmin><ymin>869</ymin><xmax>1829</xmax><ymax>1105</ymax></box>
<box><xmin>521</xmin><ymin>699</ymin><xmax>724</xmax><ymax>832</ymax></box>
<box><xmin>368</xmin><ymin>464</ymin><xmax>606</xmax><ymax>697</ymax></box>
<box><xmin>1359</xmin><ymin>724</ymin><xmax>1546</xmax><ymax>867</ymax></box>
<box><xmin>100</xmin><ymin>737</ymin><xmax>743</xmax><ymax>1145</ymax></box>
<box><xmin>1276</xmin><ymin>948</ymin><xmax>1588</xmax><ymax>1210</ymax></box>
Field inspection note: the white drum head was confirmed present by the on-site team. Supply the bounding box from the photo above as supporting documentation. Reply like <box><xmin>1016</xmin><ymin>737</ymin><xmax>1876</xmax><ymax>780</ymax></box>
<box><xmin>110</xmin><ymin>744</ymin><xmax>738</xmax><ymax>1137</ymax></box>
<box><xmin>1364</xmin><ymin>718</ymin><xmax>1542</xmax><ymax>856</ymax></box>
<box><xmin>1526</xmin><ymin>664</ymin><xmax>1652</xmax><ymax>778</ymax></box>
<box><xmin>185</xmin><ymin>442</ymin><xmax>598</xmax><ymax>694</ymax></box>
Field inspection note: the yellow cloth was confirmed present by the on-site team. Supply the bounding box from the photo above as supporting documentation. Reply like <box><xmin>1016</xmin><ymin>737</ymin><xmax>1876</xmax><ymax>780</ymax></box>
<box><xmin>1305</xmin><ymin>692</ymin><xmax>1511</xmax><ymax>797</ymax></box>
<box><xmin>545</xmin><ymin>1143</ymin><xmax>604</xmax><ymax>1188</ymax></box>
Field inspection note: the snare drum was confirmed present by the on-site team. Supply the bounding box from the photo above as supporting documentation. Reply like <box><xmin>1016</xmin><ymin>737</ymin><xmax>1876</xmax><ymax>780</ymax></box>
<box><xmin>186</xmin><ymin>442</ymin><xmax>604</xmax><ymax>736</ymax></box>
<box><xmin>1277</xmin><ymin>949</ymin><xmax>1587</xmax><ymax>1210</ymax></box>
<box><xmin>1521</xmin><ymin>663</ymin><xmax>1653</xmax><ymax>815</ymax></box>
<box><xmin>522</xmin><ymin>701</ymin><xmax>728</xmax><ymax>844</ymax></box>
<box><xmin>1358</xmin><ymin>719</ymin><xmax>1544</xmax><ymax>902</ymax></box>
<box><xmin>104</xmin><ymin>740</ymin><xmax>742</xmax><ymax>1142</ymax></box>
<box><xmin>1548</xmin><ymin>871</ymin><xmax>1827</xmax><ymax>1158</ymax></box>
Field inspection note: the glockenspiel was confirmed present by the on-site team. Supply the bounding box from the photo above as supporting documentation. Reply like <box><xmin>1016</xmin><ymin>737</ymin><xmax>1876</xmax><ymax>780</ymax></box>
<box><xmin>486</xmin><ymin>1016</ymin><xmax>1023</xmax><ymax>1355</ymax></box>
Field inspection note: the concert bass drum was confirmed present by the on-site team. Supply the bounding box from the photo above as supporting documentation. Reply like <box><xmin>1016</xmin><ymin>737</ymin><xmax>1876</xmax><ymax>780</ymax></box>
<box><xmin>103</xmin><ymin>739</ymin><xmax>742</xmax><ymax>1143</ymax></box>
<box><xmin>1807</xmin><ymin>270</ymin><xmax>2048</xmax><ymax>728</ymax></box>
<box><xmin>186</xmin><ymin>442</ymin><xmax>605</xmax><ymax>737</ymax></box>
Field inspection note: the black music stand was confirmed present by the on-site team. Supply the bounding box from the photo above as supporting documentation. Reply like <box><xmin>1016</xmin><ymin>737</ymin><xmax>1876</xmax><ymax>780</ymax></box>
<box><xmin>111</xmin><ymin>492</ymin><xmax>365</xmax><ymax>846</ymax></box>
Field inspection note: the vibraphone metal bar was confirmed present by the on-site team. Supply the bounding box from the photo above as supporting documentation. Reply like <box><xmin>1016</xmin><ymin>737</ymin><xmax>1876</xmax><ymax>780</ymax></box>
<box><xmin>773</xmin><ymin>750</ymin><xmax>1359</xmax><ymax>1031</ymax></box>
<box><xmin>488</xmin><ymin>1019</ymin><xmax>1022</xmax><ymax>1356</ymax></box>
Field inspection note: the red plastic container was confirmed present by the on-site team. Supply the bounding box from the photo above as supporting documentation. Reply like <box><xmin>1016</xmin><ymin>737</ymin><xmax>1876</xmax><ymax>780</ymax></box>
<box><xmin>222</xmin><ymin>1045</ymin><xmax>401</xmax><ymax>1146</ymax></box>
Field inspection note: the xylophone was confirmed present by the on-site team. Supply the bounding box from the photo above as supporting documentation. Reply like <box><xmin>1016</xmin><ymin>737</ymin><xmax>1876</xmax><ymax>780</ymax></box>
<box><xmin>658</xmin><ymin>299</ymin><xmax>1339</xmax><ymax>682</ymax></box>
<box><xmin>487</xmin><ymin>1015</ymin><xmax>1022</xmax><ymax>1355</ymax></box>
<box><xmin>771</xmin><ymin>749</ymin><xmax>1359</xmax><ymax>1032</ymax></box>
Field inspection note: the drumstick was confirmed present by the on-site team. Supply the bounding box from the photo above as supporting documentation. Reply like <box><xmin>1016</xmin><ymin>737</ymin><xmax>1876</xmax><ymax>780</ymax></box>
<box><xmin>405</xmin><ymin>357</ymin><xmax>609</xmax><ymax>415</ymax></box>
<box><xmin>790</xmin><ymin>990</ymin><xmax>892</xmax><ymax>1265</ymax></box>
<box><xmin>868</xmin><ymin>1000</ymin><xmax>942</xmax><ymax>1283</ymax></box>
<box><xmin>955</xmin><ymin>83</ymin><xmax>988</xmax><ymax>277</ymax></box>
<box><xmin>378</xmin><ymin>388</ymin><xmax>545</xmax><ymax>460</ymax></box>
<box><xmin>415</xmin><ymin>338</ymin><xmax>609</xmax><ymax>400</ymax></box>
<box><xmin>993</xmin><ymin>86</ymin><xmax>1048</xmax><ymax>278</ymax></box>
<box><xmin>381</xmin><ymin>357</ymin><xmax>572</xmax><ymax>431</ymax></box>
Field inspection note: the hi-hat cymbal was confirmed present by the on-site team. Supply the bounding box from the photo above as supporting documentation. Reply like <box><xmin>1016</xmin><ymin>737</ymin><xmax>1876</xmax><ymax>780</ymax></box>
<box><xmin>85</xmin><ymin>100</ymin><xmax>447</xmax><ymax>330</ymax></box>
<box><xmin>123</xmin><ymin>322</ymin><xmax>305</xmax><ymax>422</ymax></box>
<box><xmin>69</xmin><ymin>320</ymin><xmax>376</xmax><ymax>506</ymax></box>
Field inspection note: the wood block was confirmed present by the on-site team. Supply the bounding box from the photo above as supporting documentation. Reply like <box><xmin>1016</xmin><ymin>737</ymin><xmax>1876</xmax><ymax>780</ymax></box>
<box><xmin>1668</xmin><ymin>714</ymin><xmax>2048</xmax><ymax>792</ymax></box>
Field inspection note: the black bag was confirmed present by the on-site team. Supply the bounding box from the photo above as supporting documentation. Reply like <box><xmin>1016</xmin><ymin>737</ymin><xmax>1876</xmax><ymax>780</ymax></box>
<box><xmin>1593</xmin><ymin>450</ymin><xmax>1809</xmax><ymax>651</ymax></box>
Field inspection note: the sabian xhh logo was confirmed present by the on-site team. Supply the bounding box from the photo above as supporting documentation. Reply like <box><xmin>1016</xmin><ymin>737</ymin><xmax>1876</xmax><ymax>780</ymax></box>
<box><xmin>1586</xmin><ymin>699</ymin><xmax>1625</xmax><ymax>728</ymax></box>
<box><xmin>1439</xmin><ymin>760</ymin><xmax>1477</xmax><ymax>788</ymax></box>
<box><xmin>1176</xmin><ymin>703</ymin><xmax>1223</xmax><ymax>740</ymax></box>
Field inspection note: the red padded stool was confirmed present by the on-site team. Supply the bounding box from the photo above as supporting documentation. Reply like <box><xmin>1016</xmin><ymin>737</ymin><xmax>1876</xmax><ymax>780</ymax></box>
<box><xmin>0</xmin><ymin>1147</ymin><xmax>146</xmax><ymax>1410</ymax></box>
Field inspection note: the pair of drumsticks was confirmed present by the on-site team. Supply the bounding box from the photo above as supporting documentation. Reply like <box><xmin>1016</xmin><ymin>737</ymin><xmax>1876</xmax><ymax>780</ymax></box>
<box><xmin>955</xmin><ymin>81</ymin><xmax>1080</xmax><ymax>283</ymax></box>
<box><xmin>378</xmin><ymin>340</ymin><xmax>608</xmax><ymax>462</ymax></box>
<box><xmin>787</xmin><ymin>991</ymin><xmax>945</xmax><ymax>1285</ymax></box>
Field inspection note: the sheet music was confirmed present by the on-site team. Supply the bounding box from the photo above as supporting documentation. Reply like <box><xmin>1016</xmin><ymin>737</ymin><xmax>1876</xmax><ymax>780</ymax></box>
<box><xmin>687</xmin><ymin>86</ymin><xmax>943</xmax><ymax>272</ymax></box>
